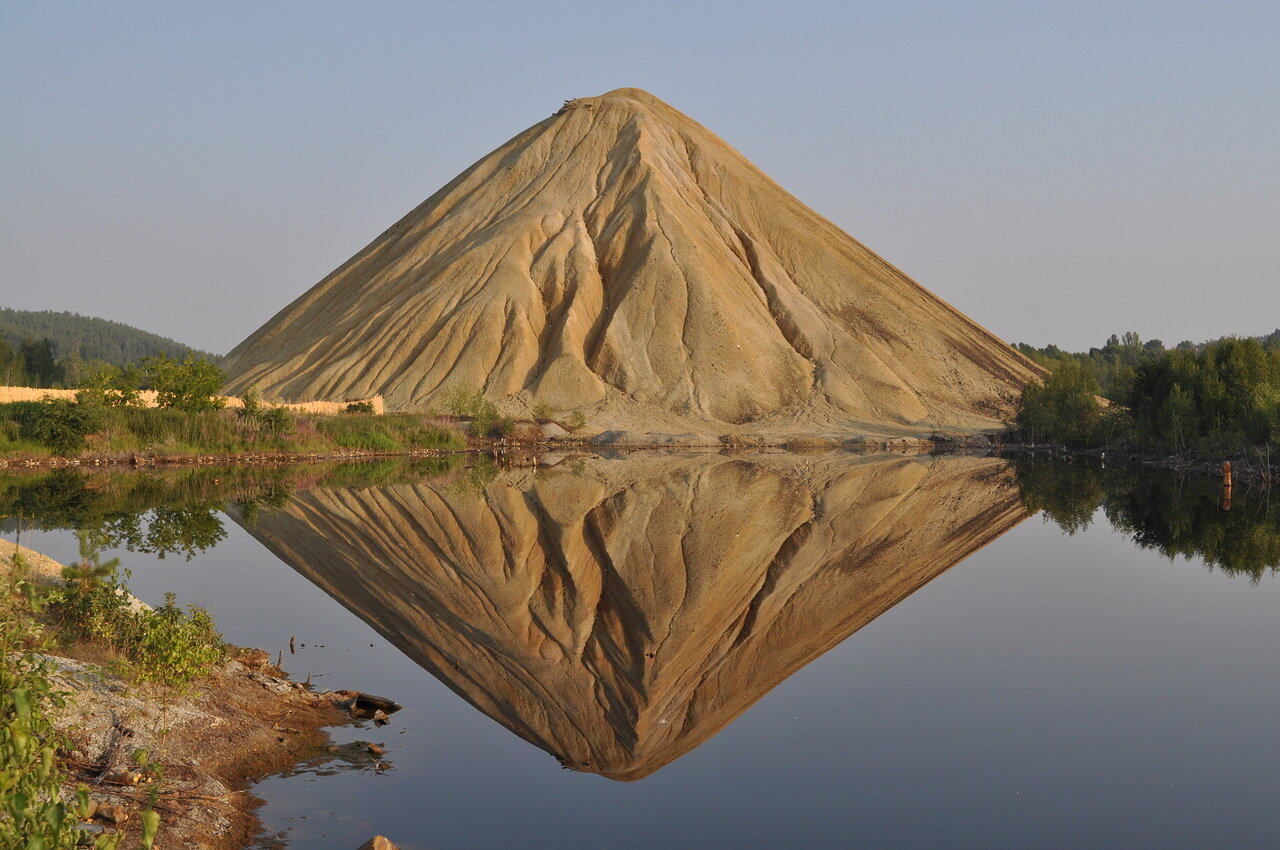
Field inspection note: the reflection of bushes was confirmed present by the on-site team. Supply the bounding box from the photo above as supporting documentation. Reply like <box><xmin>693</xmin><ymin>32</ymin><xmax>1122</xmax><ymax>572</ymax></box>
<box><xmin>0</xmin><ymin>469</ymin><xmax>229</xmax><ymax>559</ymax></box>
<box><xmin>1014</xmin><ymin>458</ymin><xmax>1280</xmax><ymax>580</ymax></box>
<box><xmin>1013</xmin><ymin>459</ymin><xmax>1106</xmax><ymax>535</ymax></box>
<box><xmin>0</xmin><ymin>458</ymin><xmax>473</xmax><ymax>552</ymax></box>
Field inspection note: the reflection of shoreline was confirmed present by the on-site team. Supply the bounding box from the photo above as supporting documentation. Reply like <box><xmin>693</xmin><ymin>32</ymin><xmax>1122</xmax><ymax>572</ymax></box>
<box><xmin>230</xmin><ymin>453</ymin><xmax>1029</xmax><ymax>780</ymax></box>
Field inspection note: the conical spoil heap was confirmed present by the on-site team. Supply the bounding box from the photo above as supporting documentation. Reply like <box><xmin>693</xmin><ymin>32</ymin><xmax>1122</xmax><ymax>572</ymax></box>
<box><xmin>223</xmin><ymin>88</ymin><xmax>1041</xmax><ymax>438</ymax></box>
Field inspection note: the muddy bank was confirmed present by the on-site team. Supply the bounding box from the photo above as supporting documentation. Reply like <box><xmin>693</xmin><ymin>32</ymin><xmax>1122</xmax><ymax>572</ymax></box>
<box><xmin>0</xmin><ymin>428</ymin><xmax>997</xmax><ymax>472</ymax></box>
<box><xmin>45</xmin><ymin>652</ymin><xmax>356</xmax><ymax>849</ymax></box>
<box><xmin>2</xmin><ymin>541</ymin><xmax>391</xmax><ymax>849</ymax></box>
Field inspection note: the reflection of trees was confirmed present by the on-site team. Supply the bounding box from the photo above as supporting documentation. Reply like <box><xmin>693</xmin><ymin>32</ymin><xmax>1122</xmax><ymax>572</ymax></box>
<box><xmin>0</xmin><ymin>469</ymin><xmax>229</xmax><ymax>559</ymax></box>
<box><xmin>1013</xmin><ymin>458</ymin><xmax>1280</xmax><ymax>580</ymax></box>
<box><xmin>0</xmin><ymin>460</ymin><xmax>462</xmax><ymax>558</ymax></box>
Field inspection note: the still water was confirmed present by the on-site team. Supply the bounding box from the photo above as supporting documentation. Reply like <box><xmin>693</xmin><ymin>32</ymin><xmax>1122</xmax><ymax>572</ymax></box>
<box><xmin>6</xmin><ymin>453</ymin><xmax>1280</xmax><ymax>848</ymax></box>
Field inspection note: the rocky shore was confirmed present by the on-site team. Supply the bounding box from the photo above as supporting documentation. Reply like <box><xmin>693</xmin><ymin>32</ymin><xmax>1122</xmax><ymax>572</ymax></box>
<box><xmin>3</xmin><ymin>541</ymin><xmax>400</xmax><ymax>849</ymax></box>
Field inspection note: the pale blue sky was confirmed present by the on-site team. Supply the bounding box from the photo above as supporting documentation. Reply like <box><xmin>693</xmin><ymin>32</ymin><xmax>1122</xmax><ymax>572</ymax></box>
<box><xmin>2</xmin><ymin>1</ymin><xmax>1276</xmax><ymax>354</ymax></box>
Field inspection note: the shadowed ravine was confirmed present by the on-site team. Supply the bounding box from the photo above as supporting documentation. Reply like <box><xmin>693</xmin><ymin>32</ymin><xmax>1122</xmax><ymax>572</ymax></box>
<box><xmin>227</xmin><ymin>453</ymin><xmax>1029</xmax><ymax>781</ymax></box>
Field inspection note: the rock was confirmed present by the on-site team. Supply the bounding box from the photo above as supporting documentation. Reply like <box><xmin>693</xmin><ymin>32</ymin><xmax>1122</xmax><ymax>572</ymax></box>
<box><xmin>74</xmin><ymin>822</ymin><xmax>104</xmax><ymax>845</ymax></box>
<box><xmin>236</xmin><ymin>647</ymin><xmax>272</xmax><ymax>668</ymax></box>
<box><xmin>356</xmin><ymin>837</ymin><xmax>401</xmax><ymax>850</ymax></box>
<box><xmin>372</xmin><ymin>709</ymin><xmax>389</xmax><ymax>726</ymax></box>
<box><xmin>96</xmin><ymin>804</ymin><xmax>128</xmax><ymax>824</ymax></box>
<box><xmin>367</xmin><ymin>743</ymin><xmax>384</xmax><ymax>756</ymax></box>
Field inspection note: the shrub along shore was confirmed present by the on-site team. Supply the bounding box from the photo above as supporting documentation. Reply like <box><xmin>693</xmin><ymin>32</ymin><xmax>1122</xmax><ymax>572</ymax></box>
<box><xmin>1006</xmin><ymin>334</ymin><xmax>1278</xmax><ymax>486</ymax></box>
<box><xmin>0</xmin><ymin>355</ymin><xmax>583</xmax><ymax>468</ymax></box>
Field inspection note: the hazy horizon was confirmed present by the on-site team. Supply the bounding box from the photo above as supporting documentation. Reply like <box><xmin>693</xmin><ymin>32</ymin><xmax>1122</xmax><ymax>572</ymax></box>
<box><xmin>3</xmin><ymin>2</ymin><xmax>1276</xmax><ymax>356</ymax></box>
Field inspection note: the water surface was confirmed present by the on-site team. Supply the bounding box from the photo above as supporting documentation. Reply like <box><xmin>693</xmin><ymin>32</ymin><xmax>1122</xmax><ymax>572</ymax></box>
<box><xmin>5</xmin><ymin>454</ymin><xmax>1278</xmax><ymax>848</ymax></box>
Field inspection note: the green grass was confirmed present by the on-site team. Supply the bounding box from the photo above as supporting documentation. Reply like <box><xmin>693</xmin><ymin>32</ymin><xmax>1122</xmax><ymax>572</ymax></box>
<box><xmin>0</xmin><ymin>402</ymin><xmax>470</xmax><ymax>458</ymax></box>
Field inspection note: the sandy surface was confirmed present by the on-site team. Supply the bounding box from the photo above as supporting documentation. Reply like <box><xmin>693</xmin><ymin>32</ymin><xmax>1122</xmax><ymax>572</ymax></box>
<box><xmin>0</xmin><ymin>385</ymin><xmax>384</xmax><ymax>415</ymax></box>
<box><xmin>223</xmin><ymin>88</ymin><xmax>1042</xmax><ymax>437</ymax></box>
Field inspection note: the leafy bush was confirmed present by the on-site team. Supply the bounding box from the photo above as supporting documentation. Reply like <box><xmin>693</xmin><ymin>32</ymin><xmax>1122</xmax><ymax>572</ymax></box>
<box><xmin>344</xmin><ymin>401</ymin><xmax>375</xmax><ymax>414</ymax></box>
<box><xmin>76</xmin><ymin>362</ymin><xmax>143</xmax><ymax>408</ymax></box>
<box><xmin>1</xmin><ymin>398</ymin><xmax>102</xmax><ymax>454</ymax></box>
<box><xmin>1</xmin><ymin>554</ymin><xmax>90</xmax><ymax>848</ymax></box>
<box><xmin>442</xmin><ymin>385</ymin><xmax>502</xmax><ymax>437</ymax></box>
<box><xmin>144</xmin><ymin>353</ymin><xmax>226</xmax><ymax>412</ymax></box>
<box><xmin>260</xmin><ymin>406</ymin><xmax>293</xmax><ymax>436</ymax></box>
<box><xmin>51</xmin><ymin>535</ymin><xmax>225</xmax><ymax>690</ymax></box>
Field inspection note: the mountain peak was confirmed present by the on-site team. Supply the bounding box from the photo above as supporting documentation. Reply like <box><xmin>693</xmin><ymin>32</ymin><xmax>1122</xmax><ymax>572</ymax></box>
<box><xmin>224</xmin><ymin>90</ymin><xmax>1040</xmax><ymax>439</ymax></box>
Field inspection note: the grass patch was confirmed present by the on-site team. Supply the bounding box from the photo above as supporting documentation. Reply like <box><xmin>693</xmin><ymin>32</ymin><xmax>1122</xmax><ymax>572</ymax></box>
<box><xmin>0</xmin><ymin>400</ymin><xmax>470</xmax><ymax>458</ymax></box>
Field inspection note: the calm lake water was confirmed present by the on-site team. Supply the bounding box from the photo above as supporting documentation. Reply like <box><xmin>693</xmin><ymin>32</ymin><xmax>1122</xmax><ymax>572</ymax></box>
<box><xmin>6</xmin><ymin>452</ymin><xmax>1279</xmax><ymax>849</ymax></box>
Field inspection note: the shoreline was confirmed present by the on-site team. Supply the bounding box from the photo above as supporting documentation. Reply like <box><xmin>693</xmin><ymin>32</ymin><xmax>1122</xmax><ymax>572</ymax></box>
<box><xmin>2</xmin><ymin>540</ymin><xmax>389</xmax><ymax>850</ymax></box>
<box><xmin>0</xmin><ymin>433</ymin><xmax>1272</xmax><ymax>487</ymax></box>
<box><xmin>998</xmin><ymin>443</ymin><xmax>1275</xmax><ymax>486</ymax></box>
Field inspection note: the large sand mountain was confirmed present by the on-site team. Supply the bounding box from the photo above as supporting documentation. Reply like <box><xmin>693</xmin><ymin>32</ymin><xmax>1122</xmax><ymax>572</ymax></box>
<box><xmin>224</xmin><ymin>88</ymin><xmax>1040</xmax><ymax>436</ymax></box>
<box><xmin>228</xmin><ymin>453</ymin><xmax>1028</xmax><ymax>779</ymax></box>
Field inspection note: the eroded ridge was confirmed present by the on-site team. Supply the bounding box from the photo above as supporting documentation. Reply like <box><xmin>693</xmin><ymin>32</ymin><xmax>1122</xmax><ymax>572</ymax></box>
<box><xmin>223</xmin><ymin>89</ymin><xmax>1041</xmax><ymax>438</ymax></box>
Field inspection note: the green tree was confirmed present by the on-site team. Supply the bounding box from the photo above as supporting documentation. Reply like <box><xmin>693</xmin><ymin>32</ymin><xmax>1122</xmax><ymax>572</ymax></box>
<box><xmin>145</xmin><ymin>353</ymin><xmax>226</xmax><ymax>412</ymax></box>
<box><xmin>1159</xmin><ymin>383</ymin><xmax>1196</xmax><ymax>455</ymax></box>
<box><xmin>18</xmin><ymin>337</ymin><xmax>64</xmax><ymax>387</ymax></box>
<box><xmin>1014</xmin><ymin>359</ymin><xmax>1103</xmax><ymax>445</ymax></box>
<box><xmin>14</xmin><ymin>398</ymin><xmax>102</xmax><ymax>454</ymax></box>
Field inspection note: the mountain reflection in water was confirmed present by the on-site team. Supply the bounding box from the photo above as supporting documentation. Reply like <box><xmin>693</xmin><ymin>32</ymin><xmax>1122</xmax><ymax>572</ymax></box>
<box><xmin>227</xmin><ymin>453</ymin><xmax>1028</xmax><ymax>780</ymax></box>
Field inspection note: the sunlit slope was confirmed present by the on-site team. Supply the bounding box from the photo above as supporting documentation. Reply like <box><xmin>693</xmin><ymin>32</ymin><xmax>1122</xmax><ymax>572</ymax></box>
<box><xmin>224</xmin><ymin>88</ymin><xmax>1041</xmax><ymax>436</ymax></box>
<box><xmin>229</xmin><ymin>453</ymin><xmax>1029</xmax><ymax>779</ymax></box>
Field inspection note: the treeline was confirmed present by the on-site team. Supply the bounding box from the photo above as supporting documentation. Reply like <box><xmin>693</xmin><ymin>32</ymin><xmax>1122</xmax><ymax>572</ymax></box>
<box><xmin>1015</xmin><ymin>329</ymin><xmax>1280</xmax><ymax>401</ymax></box>
<box><xmin>0</xmin><ymin>307</ymin><xmax>218</xmax><ymax>387</ymax></box>
<box><xmin>1012</xmin><ymin>332</ymin><xmax>1280</xmax><ymax>456</ymax></box>
<box><xmin>0</xmin><ymin>337</ymin><xmax>65</xmax><ymax>388</ymax></box>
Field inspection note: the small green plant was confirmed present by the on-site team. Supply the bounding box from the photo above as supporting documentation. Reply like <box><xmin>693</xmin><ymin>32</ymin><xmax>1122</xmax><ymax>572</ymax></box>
<box><xmin>532</xmin><ymin>401</ymin><xmax>553</xmax><ymax>421</ymax></box>
<box><xmin>442</xmin><ymin>385</ymin><xmax>503</xmax><ymax>437</ymax></box>
<box><xmin>14</xmin><ymin>397</ymin><xmax>103</xmax><ymax>454</ymax></box>
<box><xmin>2</xmin><ymin>550</ymin><xmax>162</xmax><ymax>848</ymax></box>
<box><xmin>132</xmin><ymin>594</ymin><xmax>224</xmax><ymax>688</ymax></box>
<box><xmin>144</xmin><ymin>353</ymin><xmax>226</xmax><ymax>412</ymax></box>
<box><xmin>238</xmin><ymin>386</ymin><xmax>262</xmax><ymax>419</ymax></box>
<box><xmin>344</xmin><ymin>401</ymin><xmax>375</xmax><ymax>414</ymax></box>
<box><xmin>50</xmin><ymin>534</ymin><xmax>226</xmax><ymax>691</ymax></box>
<box><xmin>567</xmin><ymin>409</ymin><xmax>587</xmax><ymax>432</ymax></box>
<box><xmin>260</xmin><ymin>406</ymin><xmax>293</xmax><ymax>436</ymax></box>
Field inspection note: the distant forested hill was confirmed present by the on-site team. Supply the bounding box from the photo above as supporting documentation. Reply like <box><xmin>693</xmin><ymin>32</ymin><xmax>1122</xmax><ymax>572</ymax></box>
<box><xmin>0</xmin><ymin>308</ymin><xmax>218</xmax><ymax>366</ymax></box>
